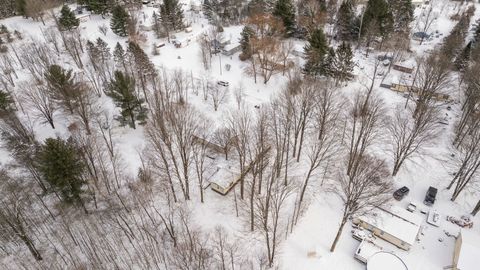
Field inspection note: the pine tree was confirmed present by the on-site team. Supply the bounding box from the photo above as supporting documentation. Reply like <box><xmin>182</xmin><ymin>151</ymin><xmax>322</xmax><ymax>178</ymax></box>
<box><xmin>16</xmin><ymin>0</ymin><xmax>25</xmax><ymax>16</ymax></box>
<box><xmin>44</xmin><ymin>65</ymin><xmax>78</xmax><ymax>114</ymax></box>
<box><xmin>333</xmin><ymin>41</ymin><xmax>354</xmax><ymax>83</ymax></box>
<box><xmin>454</xmin><ymin>41</ymin><xmax>472</xmax><ymax>71</ymax></box>
<box><xmin>273</xmin><ymin>0</ymin><xmax>296</xmax><ymax>36</ymax></box>
<box><xmin>239</xmin><ymin>26</ymin><xmax>254</xmax><ymax>60</ymax></box>
<box><xmin>362</xmin><ymin>0</ymin><xmax>394</xmax><ymax>38</ymax></box>
<box><xmin>389</xmin><ymin>0</ymin><xmax>413</xmax><ymax>35</ymax></box>
<box><xmin>58</xmin><ymin>5</ymin><xmax>79</xmax><ymax>31</ymax></box>
<box><xmin>304</xmin><ymin>28</ymin><xmax>328</xmax><ymax>76</ymax></box>
<box><xmin>322</xmin><ymin>47</ymin><xmax>336</xmax><ymax>77</ymax></box>
<box><xmin>127</xmin><ymin>41</ymin><xmax>156</xmax><ymax>100</ymax></box>
<box><xmin>160</xmin><ymin>0</ymin><xmax>184</xmax><ymax>33</ymax></box>
<box><xmin>152</xmin><ymin>11</ymin><xmax>165</xmax><ymax>38</ymax></box>
<box><xmin>37</xmin><ymin>138</ymin><xmax>87</xmax><ymax>212</ymax></box>
<box><xmin>0</xmin><ymin>89</ymin><xmax>13</xmax><ymax>114</ymax></box>
<box><xmin>336</xmin><ymin>0</ymin><xmax>355</xmax><ymax>40</ymax></box>
<box><xmin>96</xmin><ymin>38</ymin><xmax>111</xmax><ymax>65</ymax></box>
<box><xmin>110</xmin><ymin>5</ymin><xmax>129</xmax><ymax>37</ymax></box>
<box><xmin>113</xmin><ymin>42</ymin><xmax>127</xmax><ymax>71</ymax></box>
<box><xmin>105</xmin><ymin>71</ymin><xmax>146</xmax><ymax>129</ymax></box>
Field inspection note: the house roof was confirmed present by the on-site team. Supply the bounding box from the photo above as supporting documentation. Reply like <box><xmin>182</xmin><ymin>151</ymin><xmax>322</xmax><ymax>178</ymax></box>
<box><xmin>358</xmin><ymin>206</ymin><xmax>422</xmax><ymax>246</ymax></box>
<box><xmin>209</xmin><ymin>166</ymin><xmax>239</xmax><ymax>189</ymax></box>
<box><xmin>458</xmin><ymin>230</ymin><xmax>480</xmax><ymax>270</ymax></box>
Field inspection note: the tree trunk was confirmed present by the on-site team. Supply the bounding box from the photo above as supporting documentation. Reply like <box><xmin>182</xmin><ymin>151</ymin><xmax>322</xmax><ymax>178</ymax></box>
<box><xmin>471</xmin><ymin>199</ymin><xmax>480</xmax><ymax>216</ymax></box>
<box><xmin>20</xmin><ymin>235</ymin><xmax>42</xmax><ymax>261</ymax></box>
<box><xmin>330</xmin><ymin>217</ymin><xmax>347</xmax><ymax>252</ymax></box>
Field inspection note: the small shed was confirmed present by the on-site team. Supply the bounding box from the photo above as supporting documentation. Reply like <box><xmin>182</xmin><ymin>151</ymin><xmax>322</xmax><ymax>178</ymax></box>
<box><xmin>222</xmin><ymin>43</ymin><xmax>242</xmax><ymax>56</ymax></box>
<box><xmin>353</xmin><ymin>206</ymin><xmax>422</xmax><ymax>251</ymax></box>
<box><xmin>393</xmin><ymin>64</ymin><xmax>415</xmax><ymax>74</ymax></box>
<box><xmin>210</xmin><ymin>167</ymin><xmax>240</xmax><ymax>195</ymax></box>
<box><xmin>452</xmin><ymin>230</ymin><xmax>480</xmax><ymax>270</ymax></box>
<box><xmin>411</xmin><ymin>0</ymin><xmax>424</xmax><ymax>7</ymax></box>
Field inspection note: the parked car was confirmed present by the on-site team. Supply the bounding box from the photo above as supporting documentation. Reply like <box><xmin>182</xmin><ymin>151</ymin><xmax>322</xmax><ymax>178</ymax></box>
<box><xmin>393</xmin><ymin>186</ymin><xmax>410</xmax><ymax>200</ymax></box>
<box><xmin>424</xmin><ymin>186</ymin><xmax>438</xmax><ymax>206</ymax></box>
<box><xmin>407</xmin><ymin>202</ymin><xmax>417</xmax><ymax>212</ymax></box>
<box><xmin>217</xmin><ymin>81</ymin><xmax>229</xmax><ymax>87</ymax></box>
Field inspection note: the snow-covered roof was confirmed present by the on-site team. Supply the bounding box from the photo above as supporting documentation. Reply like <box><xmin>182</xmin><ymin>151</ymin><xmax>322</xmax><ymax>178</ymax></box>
<box><xmin>458</xmin><ymin>230</ymin><xmax>480</xmax><ymax>270</ymax></box>
<box><xmin>358</xmin><ymin>206</ymin><xmax>422</xmax><ymax>246</ymax></box>
<box><xmin>209</xmin><ymin>166</ymin><xmax>239</xmax><ymax>189</ymax></box>
<box><xmin>367</xmin><ymin>252</ymin><xmax>407</xmax><ymax>270</ymax></box>
<box><xmin>355</xmin><ymin>240</ymin><xmax>382</xmax><ymax>262</ymax></box>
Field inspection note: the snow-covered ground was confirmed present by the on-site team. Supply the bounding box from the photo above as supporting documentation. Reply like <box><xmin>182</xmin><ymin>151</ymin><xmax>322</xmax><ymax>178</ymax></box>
<box><xmin>0</xmin><ymin>0</ymin><xmax>479</xmax><ymax>269</ymax></box>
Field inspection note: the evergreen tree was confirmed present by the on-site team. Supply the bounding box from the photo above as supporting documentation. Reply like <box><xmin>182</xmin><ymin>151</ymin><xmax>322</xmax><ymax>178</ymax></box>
<box><xmin>58</xmin><ymin>5</ymin><xmax>79</xmax><ymax>31</ymax></box>
<box><xmin>44</xmin><ymin>65</ymin><xmax>78</xmax><ymax>114</ymax></box>
<box><xmin>362</xmin><ymin>0</ymin><xmax>394</xmax><ymax>38</ymax></box>
<box><xmin>0</xmin><ymin>89</ymin><xmax>13</xmax><ymax>114</ymax></box>
<box><xmin>83</xmin><ymin>0</ymin><xmax>112</xmax><ymax>16</ymax></box>
<box><xmin>127</xmin><ymin>41</ymin><xmax>156</xmax><ymax>99</ymax></box>
<box><xmin>110</xmin><ymin>5</ymin><xmax>129</xmax><ymax>37</ymax></box>
<box><xmin>322</xmin><ymin>47</ymin><xmax>336</xmax><ymax>78</ymax></box>
<box><xmin>96</xmin><ymin>38</ymin><xmax>111</xmax><ymax>65</ymax></box>
<box><xmin>336</xmin><ymin>0</ymin><xmax>355</xmax><ymax>40</ymax></box>
<box><xmin>160</xmin><ymin>0</ymin><xmax>184</xmax><ymax>33</ymax></box>
<box><xmin>442</xmin><ymin>14</ymin><xmax>471</xmax><ymax>61</ymax></box>
<box><xmin>333</xmin><ymin>41</ymin><xmax>354</xmax><ymax>83</ymax></box>
<box><xmin>15</xmin><ymin>0</ymin><xmax>25</xmax><ymax>16</ymax></box>
<box><xmin>389</xmin><ymin>0</ymin><xmax>413</xmax><ymax>34</ymax></box>
<box><xmin>37</xmin><ymin>138</ymin><xmax>87</xmax><ymax>212</ymax></box>
<box><xmin>304</xmin><ymin>28</ymin><xmax>328</xmax><ymax>76</ymax></box>
<box><xmin>239</xmin><ymin>26</ymin><xmax>255</xmax><ymax>60</ymax></box>
<box><xmin>105</xmin><ymin>71</ymin><xmax>146</xmax><ymax>129</ymax></box>
<box><xmin>273</xmin><ymin>0</ymin><xmax>296</xmax><ymax>36</ymax></box>
<box><xmin>113</xmin><ymin>42</ymin><xmax>127</xmax><ymax>71</ymax></box>
<box><xmin>455</xmin><ymin>41</ymin><xmax>472</xmax><ymax>71</ymax></box>
<box><xmin>152</xmin><ymin>11</ymin><xmax>165</xmax><ymax>38</ymax></box>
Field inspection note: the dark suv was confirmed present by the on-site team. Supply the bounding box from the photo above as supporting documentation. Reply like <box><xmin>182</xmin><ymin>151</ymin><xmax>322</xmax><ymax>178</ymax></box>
<box><xmin>393</xmin><ymin>186</ymin><xmax>410</xmax><ymax>200</ymax></box>
<box><xmin>424</xmin><ymin>186</ymin><xmax>438</xmax><ymax>206</ymax></box>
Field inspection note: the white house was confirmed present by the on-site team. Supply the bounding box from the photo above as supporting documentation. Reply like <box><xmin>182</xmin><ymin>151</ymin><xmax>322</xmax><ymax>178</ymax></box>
<box><xmin>452</xmin><ymin>230</ymin><xmax>480</xmax><ymax>270</ymax></box>
<box><xmin>353</xmin><ymin>206</ymin><xmax>422</xmax><ymax>250</ymax></box>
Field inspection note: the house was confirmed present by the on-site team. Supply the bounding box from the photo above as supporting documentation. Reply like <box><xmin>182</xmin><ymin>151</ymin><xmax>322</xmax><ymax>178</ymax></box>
<box><xmin>391</xmin><ymin>83</ymin><xmax>419</xmax><ymax>93</ymax></box>
<box><xmin>222</xmin><ymin>43</ymin><xmax>242</xmax><ymax>56</ymax></box>
<box><xmin>353</xmin><ymin>206</ymin><xmax>422</xmax><ymax>251</ymax></box>
<box><xmin>211</xmin><ymin>36</ymin><xmax>231</xmax><ymax>50</ymax></box>
<box><xmin>210</xmin><ymin>167</ymin><xmax>240</xmax><ymax>195</ymax></box>
<box><xmin>354</xmin><ymin>240</ymin><xmax>383</xmax><ymax>263</ymax></box>
<box><xmin>452</xmin><ymin>230</ymin><xmax>480</xmax><ymax>270</ymax></box>
<box><xmin>192</xmin><ymin>134</ymin><xmax>225</xmax><ymax>154</ymax></box>
<box><xmin>393</xmin><ymin>64</ymin><xmax>415</xmax><ymax>74</ymax></box>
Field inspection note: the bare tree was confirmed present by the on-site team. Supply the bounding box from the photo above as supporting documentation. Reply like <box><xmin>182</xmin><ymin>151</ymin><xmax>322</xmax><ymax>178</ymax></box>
<box><xmin>294</xmin><ymin>82</ymin><xmax>340</xmax><ymax>224</ymax></box>
<box><xmin>345</xmin><ymin>94</ymin><xmax>385</xmax><ymax>178</ymax></box>
<box><xmin>233</xmin><ymin>82</ymin><xmax>245</xmax><ymax>109</ymax></box>
<box><xmin>227</xmin><ymin>109</ymin><xmax>252</xmax><ymax>199</ymax></box>
<box><xmin>20</xmin><ymin>82</ymin><xmax>56</xmax><ymax>129</ymax></box>
<box><xmin>388</xmin><ymin>105</ymin><xmax>440</xmax><ymax>176</ymax></box>
<box><xmin>447</xmin><ymin>126</ymin><xmax>480</xmax><ymax>201</ymax></box>
<box><xmin>209</xmin><ymin>83</ymin><xmax>229</xmax><ymax>111</ymax></box>
<box><xmin>212</xmin><ymin>126</ymin><xmax>233</xmax><ymax>160</ymax></box>
<box><xmin>413</xmin><ymin>52</ymin><xmax>452</xmax><ymax>117</ymax></box>
<box><xmin>0</xmin><ymin>172</ymin><xmax>43</xmax><ymax>261</ymax></box>
<box><xmin>254</xmin><ymin>166</ymin><xmax>293</xmax><ymax>268</ymax></box>
<box><xmin>329</xmin><ymin>155</ymin><xmax>393</xmax><ymax>252</ymax></box>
